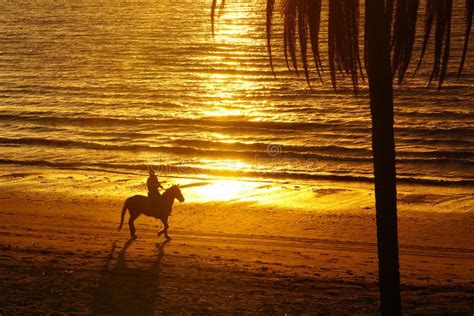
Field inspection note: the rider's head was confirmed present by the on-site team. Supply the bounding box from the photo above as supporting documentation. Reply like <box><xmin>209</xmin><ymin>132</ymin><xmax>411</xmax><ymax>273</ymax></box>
<box><xmin>148</xmin><ymin>165</ymin><xmax>156</xmax><ymax>176</ymax></box>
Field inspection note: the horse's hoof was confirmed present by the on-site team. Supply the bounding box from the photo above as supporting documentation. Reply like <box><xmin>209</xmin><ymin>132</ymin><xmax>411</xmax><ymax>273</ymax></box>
<box><xmin>157</xmin><ymin>231</ymin><xmax>163</xmax><ymax>236</ymax></box>
<box><xmin>131</xmin><ymin>235</ymin><xmax>138</xmax><ymax>239</ymax></box>
<box><xmin>165</xmin><ymin>236</ymin><xmax>172</xmax><ymax>241</ymax></box>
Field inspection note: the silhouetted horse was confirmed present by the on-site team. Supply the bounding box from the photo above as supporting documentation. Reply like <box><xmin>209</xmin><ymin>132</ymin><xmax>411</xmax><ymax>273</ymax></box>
<box><xmin>118</xmin><ymin>185</ymin><xmax>185</xmax><ymax>240</ymax></box>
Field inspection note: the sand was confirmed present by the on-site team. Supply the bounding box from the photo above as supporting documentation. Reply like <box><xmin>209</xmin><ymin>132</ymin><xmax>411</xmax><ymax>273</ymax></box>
<box><xmin>0</xmin><ymin>165</ymin><xmax>473</xmax><ymax>314</ymax></box>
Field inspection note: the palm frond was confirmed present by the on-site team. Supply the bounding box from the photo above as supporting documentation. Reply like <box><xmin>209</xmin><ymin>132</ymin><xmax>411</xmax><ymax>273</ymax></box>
<box><xmin>308</xmin><ymin>0</ymin><xmax>323</xmax><ymax>82</ymax></box>
<box><xmin>391</xmin><ymin>0</ymin><xmax>419</xmax><ymax>84</ymax></box>
<box><xmin>298</xmin><ymin>0</ymin><xmax>310</xmax><ymax>85</ymax></box>
<box><xmin>459</xmin><ymin>0</ymin><xmax>473</xmax><ymax>75</ymax></box>
<box><xmin>267</xmin><ymin>0</ymin><xmax>276</xmax><ymax>74</ymax></box>
<box><xmin>414</xmin><ymin>0</ymin><xmax>453</xmax><ymax>88</ymax></box>
<box><xmin>437</xmin><ymin>0</ymin><xmax>453</xmax><ymax>88</ymax></box>
<box><xmin>211</xmin><ymin>0</ymin><xmax>217</xmax><ymax>36</ymax></box>
<box><xmin>279</xmin><ymin>0</ymin><xmax>324</xmax><ymax>85</ymax></box>
<box><xmin>328</xmin><ymin>0</ymin><xmax>362</xmax><ymax>91</ymax></box>
<box><xmin>219</xmin><ymin>0</ymin><xmax>227</xmax><ymax>17</ymax></box>
<box><xmin>282</xmin><ymin>0</ymin><xmax>299</xmax><ymax>73</ymax></box>
<box><xmin>414</xmin><ymin>0</ymin><xmax>434</xmax><ymax>75</ymax></box>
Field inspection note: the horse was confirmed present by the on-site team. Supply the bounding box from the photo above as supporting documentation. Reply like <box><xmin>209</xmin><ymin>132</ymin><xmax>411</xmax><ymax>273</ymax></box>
<box><xmin>118</xmin><ymin>184</ymin><xmax>185</xmax><ymax>240</ymax></box>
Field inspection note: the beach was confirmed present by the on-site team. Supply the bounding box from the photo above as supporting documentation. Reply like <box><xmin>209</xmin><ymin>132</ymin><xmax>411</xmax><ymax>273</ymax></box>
<box><xmin>1</xmin><ymin>165</ymin><xmax>473</xmax><ymax>314</ymax></box>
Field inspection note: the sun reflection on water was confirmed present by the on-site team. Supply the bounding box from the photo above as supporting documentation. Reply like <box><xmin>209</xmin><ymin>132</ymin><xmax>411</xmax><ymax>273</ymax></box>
<box><xmin>200</xmin><ymin>4</ymin><xmax>267</xmax><ymax>119</ymax></box>
<box><xmin>199</xmin><ymin>159</ymin><xmax>251</xmax><ymax>173</ymax></box>
<box><xmin>186</xmin><ymin>179</ymin><xmax>261</xmax><ymax>202</ymax></box>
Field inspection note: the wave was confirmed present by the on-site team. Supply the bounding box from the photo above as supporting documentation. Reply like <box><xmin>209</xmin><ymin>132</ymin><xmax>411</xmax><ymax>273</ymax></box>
<box><xmin>0</xmin><ymin>113</ymin><xmax>341</xmax><ymax>131</ymax></box>
<box><xmin>1</xmin><ymin>137</ymin><xmax>473</xmax><ymax>166</ymax></box>
<box><xmin>0</xmin><ymin>158</ymin><xmax>472</xmax><ymax>186</ymax></box>
<box><xmin>2</xmin><ymin>113</ymin><xmax>473</xmax><ymax>139</ymax></box>
<box><xmin>397</xmin><ymin>109</ymin><xmax>474</xmax><ymax>120</ymax></box>
<box><xmin>169</xmin><ymin>139</ymin><xmax>474</xmax><ymax>161</ymax></box>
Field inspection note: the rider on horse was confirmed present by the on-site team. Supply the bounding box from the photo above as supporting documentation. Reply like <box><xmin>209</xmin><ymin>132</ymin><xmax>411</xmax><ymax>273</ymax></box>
<box><xmin>147</xmin><ymin>166</ymin><xmax>163</xmax><ymax>214</ymax></box>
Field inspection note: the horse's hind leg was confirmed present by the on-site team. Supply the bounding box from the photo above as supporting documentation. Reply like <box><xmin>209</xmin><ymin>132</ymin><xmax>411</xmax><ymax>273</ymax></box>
<box><xmin>128</xmin><ymin>211</ymin><xmax>140</xmax><ymax>239</ymax></box>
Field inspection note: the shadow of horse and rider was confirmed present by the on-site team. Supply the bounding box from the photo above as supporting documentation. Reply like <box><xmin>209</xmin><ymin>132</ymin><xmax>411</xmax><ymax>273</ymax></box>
<box><xmin>91</xmin><ymin>238</ymin><xmax>170</xmax><ymax>315</ymax></box>
<box><xmin>118</xmin><ymin>166</ymin><xmax>185</xmax><ymax>240</ymax></box>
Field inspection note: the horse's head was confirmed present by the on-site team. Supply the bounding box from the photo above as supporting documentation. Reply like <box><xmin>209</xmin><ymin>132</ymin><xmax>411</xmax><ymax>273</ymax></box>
<box><xmin>169</xmin><ymin>184</ymin><xmax>185</xmax><ymax>202</ymax></box>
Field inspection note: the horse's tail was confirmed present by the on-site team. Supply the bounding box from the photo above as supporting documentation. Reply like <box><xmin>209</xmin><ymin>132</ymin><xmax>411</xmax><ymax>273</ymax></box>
<box><xmin>118</xmin><ymin>201</ymin><xmax>128</xmax><ymax>231</ymax></box>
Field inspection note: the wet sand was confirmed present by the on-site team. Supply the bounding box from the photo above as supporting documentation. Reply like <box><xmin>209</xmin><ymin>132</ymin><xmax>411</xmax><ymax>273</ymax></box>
<box><xmin>0</xmin><ymin>166</ymin><xmax>473</xmax><ymax>314</ymax></box>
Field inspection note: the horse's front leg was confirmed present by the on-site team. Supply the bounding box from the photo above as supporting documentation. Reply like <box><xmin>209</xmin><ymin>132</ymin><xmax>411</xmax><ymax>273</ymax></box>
<box><xmin>157</xmin><ymin>217</ymin><xmax>171</xmax><ymax>240</ymax></box>
<box><xmin>157</xmin><ymin>225</ymin><xmax>164</xmax><ymax>237</ymax></box>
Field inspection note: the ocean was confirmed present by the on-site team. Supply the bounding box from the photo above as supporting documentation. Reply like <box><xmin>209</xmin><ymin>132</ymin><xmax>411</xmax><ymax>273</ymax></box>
<box><xmin>1</xmin><ymin>0</ymin><xmax>473</xmax><ymax>185</ymax></box>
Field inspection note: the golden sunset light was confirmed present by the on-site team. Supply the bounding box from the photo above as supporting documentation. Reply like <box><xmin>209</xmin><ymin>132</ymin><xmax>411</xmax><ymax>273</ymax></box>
<box><xmin>0</xmin><ymin>0</ymin><xmax>473</xmax><ymax>314</ymax></box>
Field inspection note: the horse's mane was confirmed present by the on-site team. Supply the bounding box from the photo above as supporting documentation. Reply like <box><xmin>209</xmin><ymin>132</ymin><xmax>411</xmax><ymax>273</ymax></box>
<box><xmin>163</xmin><ymin>185</ymin><xmax>178</xmax><ymax>197</ymax></box>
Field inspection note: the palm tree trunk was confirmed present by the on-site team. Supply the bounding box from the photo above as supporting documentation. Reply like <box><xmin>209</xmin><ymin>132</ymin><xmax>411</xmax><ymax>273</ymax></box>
<box><xmin>365</xmin><ymin>0</ymin><xmax>402</xmax><ymax>315</ymax></box>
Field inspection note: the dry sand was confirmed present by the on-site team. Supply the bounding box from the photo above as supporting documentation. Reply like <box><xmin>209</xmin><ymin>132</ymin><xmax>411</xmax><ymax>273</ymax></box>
<box><xmin>0</xmin><ymin>165</ymin><xmax>473</xmax><ymax>314</ymax></box>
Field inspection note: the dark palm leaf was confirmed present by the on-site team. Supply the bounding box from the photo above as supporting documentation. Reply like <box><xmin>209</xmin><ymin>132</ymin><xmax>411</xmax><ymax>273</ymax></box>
<box><xmin>459</xmin><ymin>0</ymin><xmax>473</xmax><ymax>75</ymax></box>
<box><xmin>391</xmin><ymin>0</ymin><xmax>419</xmax><ymax>84</ymax></box>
